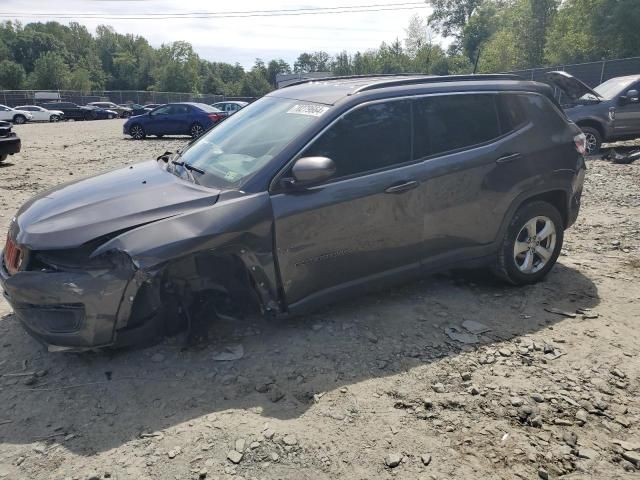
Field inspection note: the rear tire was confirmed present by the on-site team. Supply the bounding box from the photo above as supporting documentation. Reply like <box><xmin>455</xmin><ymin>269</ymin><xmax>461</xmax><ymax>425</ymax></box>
<box><xmin>493</xmin><ymin>201</ymin><xmax>564</xmax><ymax>285</ymax></box>
<box><xmin>12</xmin><ymin>114</ymin><xmax>26</xmax><ymax>125</ymax></box>
<box><xmin>581</xmin><ymin>126</ymin><xmax>602</xmax><ymax>155</ymax></box>
<box><xmin>122</xmin><ymin>111</ymin><xmax>131</xmax><ymax>118</ymax></box>
<box><xmin>129</xmin><ymin>124</ymin><xmax>146</xmax><ymax>140</ymax></box>
<box><xmin>0</xmin><ymin>153</ymin><xmax>7</xmax><ymax>162</ymax></box>
<box><xmin>190</xmin><ymin>122</ymin><xmax>204</xmax><ymax>138</ymax></box>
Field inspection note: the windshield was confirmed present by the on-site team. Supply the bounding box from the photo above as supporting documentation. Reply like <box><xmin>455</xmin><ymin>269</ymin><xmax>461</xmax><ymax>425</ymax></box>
<box><xmin>588</xmin><ymin>77</ymin><xmax>637</xmax><ymax>100</ymax></box>
<box><xmin>177</xmin><ymin>96</ymin><xmax>329</xmax><ymax>188</ymax></box>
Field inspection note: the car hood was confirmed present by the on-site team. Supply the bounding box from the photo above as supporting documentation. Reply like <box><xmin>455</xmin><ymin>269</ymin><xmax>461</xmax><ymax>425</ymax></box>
<box><xmin>13</xmin><ymin>160</ymin><xmax>220</xmax><ymax>250</ymax></box>
<box><xmin>545</xmin><ymin>71</ymin><xmax>603</xmax><ymax>101</ymax></box>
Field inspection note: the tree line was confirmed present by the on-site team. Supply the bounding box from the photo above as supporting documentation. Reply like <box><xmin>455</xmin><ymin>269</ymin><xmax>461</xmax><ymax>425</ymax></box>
<box><xmin>0</xmin><ymin>1</ymin><xmax>637</xmax><ymax>95</ymax></box>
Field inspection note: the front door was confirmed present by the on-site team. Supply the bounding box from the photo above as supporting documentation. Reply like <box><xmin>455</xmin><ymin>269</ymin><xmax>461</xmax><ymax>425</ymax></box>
<box><xmin>145</xmin><ymin>105</ymin><xmax>174</xmax><ymax>135</ymax></box>
<box><xmin>614</xmin><ymin>81</ymin><xmax>640</xmax><ymax>137</ymax></box>
<box><xmin>271</xmin><ymin>100</ymin><xmax>425</xmax><ymax>307</ymax></box>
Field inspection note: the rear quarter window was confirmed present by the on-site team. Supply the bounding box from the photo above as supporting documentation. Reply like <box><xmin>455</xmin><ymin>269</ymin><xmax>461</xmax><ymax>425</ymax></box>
<box><xmin>519</xmin><ymin>93</ymin><xmax>569</xmax><ymax>131</ymax></box>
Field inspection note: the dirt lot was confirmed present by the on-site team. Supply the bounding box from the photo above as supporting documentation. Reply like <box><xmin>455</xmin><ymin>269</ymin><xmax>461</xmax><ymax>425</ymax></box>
<box><xmin>0</xmin><ymin>120</ymin><xmax>639</xmax><ymax>480</ymax></box>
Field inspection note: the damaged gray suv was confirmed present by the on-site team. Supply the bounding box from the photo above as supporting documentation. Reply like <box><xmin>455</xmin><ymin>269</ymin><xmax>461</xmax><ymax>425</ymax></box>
<box><xmin>1</xmin><ymin>74</ymin><xmax>586</xmax><ymax>351</ymax></box>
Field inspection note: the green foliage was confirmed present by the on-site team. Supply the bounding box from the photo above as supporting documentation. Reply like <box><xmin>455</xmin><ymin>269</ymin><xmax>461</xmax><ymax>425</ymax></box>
<box><xmin>67</xmin><ymin>68</ymin><xmax>92</xmax><ymax>93</ymax></box>
<box><xmin>0</xmin><ymin>60</ymin><xmax>25</xmax><ymax>89</ymax></box>
<box><xmin>29</xmin><ymin>51</ymin><xmax>69</xmax><ymax>89</ymax></box>
<box><xmin>1</xmin><ymin>5</ymin><xmax>637</xmax><ymax>97</ymax></box>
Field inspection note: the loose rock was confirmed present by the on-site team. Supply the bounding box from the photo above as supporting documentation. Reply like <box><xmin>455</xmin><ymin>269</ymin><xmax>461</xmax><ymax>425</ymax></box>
<box><xmin>384</xmin><ymin>453</ymin><xmax>402</xmax><ymax>468</ymax></box>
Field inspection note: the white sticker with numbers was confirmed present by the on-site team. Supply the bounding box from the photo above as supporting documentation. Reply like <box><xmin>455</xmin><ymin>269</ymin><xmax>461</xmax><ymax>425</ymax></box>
<box><xmin>286</xmin><ymin>104</ymin><xmax>330</xmax><ymax>117</ymax></box>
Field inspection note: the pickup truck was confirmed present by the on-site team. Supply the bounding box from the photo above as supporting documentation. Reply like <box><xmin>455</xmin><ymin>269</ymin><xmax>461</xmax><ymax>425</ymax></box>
<box><xmin>0</xmin><ymin>121</ymin><xmax>21</xmax><ymax>162</ymax></box>
<box><xmin>547</xmin><ymin>71</ymin><xmax>640</xmax><ymax>154</ymax></box>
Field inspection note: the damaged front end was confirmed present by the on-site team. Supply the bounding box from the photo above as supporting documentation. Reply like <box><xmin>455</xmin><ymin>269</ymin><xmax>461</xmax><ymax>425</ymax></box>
<box><xmin>1</xmin><ymin>236</ymin><xmax>153</xmax><ymax>351</ymax></box>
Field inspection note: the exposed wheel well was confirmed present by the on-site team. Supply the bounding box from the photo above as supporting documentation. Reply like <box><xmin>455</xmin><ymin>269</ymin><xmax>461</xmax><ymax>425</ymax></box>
<box><xmin>575</xmin><ymin>119</ymin><xmax>604</xmax><ymax>138</ymax></box>
<box><xmin>520</xmin><ymin>190</ymin><xmax>568</xmax><ymax>227</ymax></box>
<box><xmin>123</xmin><ymin>253</ymin><xmax>263</xmax><ymax>338</ymax></box>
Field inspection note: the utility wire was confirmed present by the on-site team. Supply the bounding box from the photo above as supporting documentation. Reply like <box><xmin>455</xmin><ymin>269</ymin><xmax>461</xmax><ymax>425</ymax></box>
<box><xmin>0</xmin><ymin>2</ymin><xmax>428</xmax><ymax>20</ymax></box>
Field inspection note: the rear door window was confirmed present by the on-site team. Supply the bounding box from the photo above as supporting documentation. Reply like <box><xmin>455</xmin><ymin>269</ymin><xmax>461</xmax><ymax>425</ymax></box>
<box><xmin>303</xmin><ymin>100</ymin><xmax>411</xmax><ymax>179</ymax></box>
<box><xmin>413</xmin><ymin>94</ymin><xmax>501</xmax><ymax>159</ymax></box>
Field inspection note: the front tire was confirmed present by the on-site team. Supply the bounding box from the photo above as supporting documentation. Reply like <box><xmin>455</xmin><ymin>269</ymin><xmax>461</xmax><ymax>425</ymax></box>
<box><xmin>50</xmin><ymin>114</ymin><xmax>60</xmax><ymax>122</ymax></box>
<box><xmin>581</xmin><ymin>126</ymin><xmax>602</xmax><ymax>155</ymax></box>
<box><xmin>0</xmin><ymin>153</ymin><xmax>7</xmax><ymax>162</ymax></box>
<box><xmin>121</xmin><ymin>111</ymin><xmax>131</xmax><ymax>118</ymax></box>
<box><xmin>493</xmin><ymin>201</ymin><xmax>564</xmax><ymax>285</ymax></box>
<box><xmin>13</xmin><ymin>115</ymin><xmax>26</xmax><ymax>125</ymax></box>
<box><xmin>129</xmin><ymin>124</ymin><xmax>146</xmax><ymax>140</ymax></box>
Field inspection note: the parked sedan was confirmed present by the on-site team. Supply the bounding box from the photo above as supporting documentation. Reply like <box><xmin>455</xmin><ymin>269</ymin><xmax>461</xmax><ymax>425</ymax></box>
<box><xmin>88</xmin><ymin>102</ymin><xmax>133</xmax><ymax>118</ymax></box>
<box><xmin>120</xmin><ymin>103</ymin><xmax>148</xmax><ymax>116</ymax></box>
<box><xmin>41</xmin><ymin>102</ymin><xmax>96</xmax><ymax>121</ymax></box>
<box><xmin>211</xmin><ymin>101</ymin><xmax>248</xmax><ymax>116</ymax></box>
<box><xmin>0</xmin><ymin>105</ymin><xmax>33</xmax><ymax>124</ymax></box>
<box><xmin>15</xmin><ymin>105</ymin><xmax>64</xmax><ymax>122</ymax></box>
<box><xmin>123</xmin><ymin>103</ymin><xmax>225</xmax><ymax>139</ymax></box>
<box><xmin>85</xmin><ymin>106</ymin><xmax>119</xmax><ymax>120</ymax></box>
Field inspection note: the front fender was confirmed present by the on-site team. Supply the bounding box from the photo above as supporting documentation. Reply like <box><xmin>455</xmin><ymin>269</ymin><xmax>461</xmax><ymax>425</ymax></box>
<box><xmin>92</xmin><ymin>191</ymin><xmax>280</xmax><ymax>310</ymax></box>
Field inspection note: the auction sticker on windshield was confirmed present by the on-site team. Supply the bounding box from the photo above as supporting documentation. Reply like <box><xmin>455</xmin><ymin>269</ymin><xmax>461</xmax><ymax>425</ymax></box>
<box><xmin>286</xmin><ymin>104</ymin><xmax>330</xmax><ymax>117</ymax></box>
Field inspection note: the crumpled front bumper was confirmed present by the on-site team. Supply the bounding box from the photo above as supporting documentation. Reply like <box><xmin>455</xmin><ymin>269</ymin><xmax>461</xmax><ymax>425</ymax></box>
<box><xmin>0</xmin><ymin>253</ymin><xmax>140</xmax><ymax>350</ymax></box>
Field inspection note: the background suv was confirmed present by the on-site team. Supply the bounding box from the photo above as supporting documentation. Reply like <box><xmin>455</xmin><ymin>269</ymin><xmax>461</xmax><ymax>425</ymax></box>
<box><xmin>548</xmin><ymin>71</ymin><xmax>640</xmax><ymax>154</ymax></box>
<box><xmin>1</xmin><ymin>74</ymin><xmax>586</xmax><ymax>350</ymax></box>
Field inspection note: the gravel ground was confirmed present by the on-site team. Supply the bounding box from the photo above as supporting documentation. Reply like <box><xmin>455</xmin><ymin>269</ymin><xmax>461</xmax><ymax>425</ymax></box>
<box><xmin>0</xmin><ymin>120</ymin><xmax>639</xmax><ymax>480</ymax></box>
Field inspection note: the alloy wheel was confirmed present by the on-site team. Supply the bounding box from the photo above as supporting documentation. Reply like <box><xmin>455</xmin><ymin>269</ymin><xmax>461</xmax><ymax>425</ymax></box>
<box><xmin>130</xmin><ymin>125</ymin><xmax>144</xmax><ymax>139</ymax></box>
<box><xmin>584</xmin><ymin>132</ymin><xmax>598</xmax><ymax>154</ymax></box>
<box><xmin>13</xmin><ymin>116</ymin><xmax>25</xmax><ymax>124</ymax></box>
<box><xmin>513</xmin><ymin>216</ymin><xmax>557</xmax><ymax>274</ymax></box>
<box><xmin>190</xmin><ymin>123</ymin><xmax>204</xmax><ymax>138</ymax></box>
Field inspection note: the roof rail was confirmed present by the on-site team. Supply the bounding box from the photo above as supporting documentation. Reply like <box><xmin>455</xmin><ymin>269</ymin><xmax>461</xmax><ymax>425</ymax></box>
<box><xmin>352</xmin><ymin>74</ymin><xmax>524</xmax><ymax>93</ymax></box>
<box><xmin>281</xmin><ymin>73</ymin><xmax>429</xmax><ymax>89</ymax></box>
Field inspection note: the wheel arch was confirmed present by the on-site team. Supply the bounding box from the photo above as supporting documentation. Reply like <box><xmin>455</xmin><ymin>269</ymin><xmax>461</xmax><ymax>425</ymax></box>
<box><xmin>496</xmin><ymin>187</ymin><xmax>571</xmax><ymax>246</ymax></box>
<box><xmin>574</xmin><ymin>119</ymin><xmax>604</xmax><ymax>138</ymax></box>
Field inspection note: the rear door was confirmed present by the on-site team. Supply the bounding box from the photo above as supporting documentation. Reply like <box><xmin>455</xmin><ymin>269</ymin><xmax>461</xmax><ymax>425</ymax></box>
<box><xmin>411</xmin><ymin>93</ymin><xmax>528</xmax><ymax>262</ymax></box>
<box><xmin>170</xmin><ymin>104</ymin><xmax>193</xmax><ymax>134</ymax></box>
<box><xmin>271</xmin><ymin>99</ymin><xmax>426</xmax><ymax>307</ymax></box>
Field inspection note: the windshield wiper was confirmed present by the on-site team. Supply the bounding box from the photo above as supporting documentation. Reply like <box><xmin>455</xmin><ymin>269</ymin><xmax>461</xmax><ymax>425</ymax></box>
<box><xmin>171</xmin><ymin>160</ymin><xmax>204</xmax><ymax>184</ymax></box>
<box><xmin>157</xmin><ymin>151</ymin><xmax>174</xmax><ymax>162</ymax></box>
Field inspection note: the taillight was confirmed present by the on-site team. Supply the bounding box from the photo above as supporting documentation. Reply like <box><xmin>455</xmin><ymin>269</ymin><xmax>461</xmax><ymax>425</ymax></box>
<box><xmin>3</xmin><ymin>235</ymin><xmax>23</xmax><ymax>275</ymax></box>
<box><xmin>208</xmin><ymin>113</ymin><xmax>223</xmax><ymax>122</ymax></box>
<box><xmin>574</xmin><ymin>133</ymin><xmax>587</xmax><ymax>155</ymax></box>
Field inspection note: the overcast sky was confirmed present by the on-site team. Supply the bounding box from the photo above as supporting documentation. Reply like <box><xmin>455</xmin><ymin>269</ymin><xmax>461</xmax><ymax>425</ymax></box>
<box><xmin>0</xmin><ymin>0</ymin><xmax>435</xmax><ymax>68</ymax></box>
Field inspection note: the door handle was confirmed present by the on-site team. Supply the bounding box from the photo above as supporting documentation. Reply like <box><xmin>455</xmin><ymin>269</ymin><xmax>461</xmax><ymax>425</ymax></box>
<box><xmin>496</xmin><ymin>153</ymin><xmax>523</xmax><ymax>164</ymax></box>
<box><xmin>384</xmin><ymin>180</ymin><xmax>418</xmax><ymax>194</ymax></box>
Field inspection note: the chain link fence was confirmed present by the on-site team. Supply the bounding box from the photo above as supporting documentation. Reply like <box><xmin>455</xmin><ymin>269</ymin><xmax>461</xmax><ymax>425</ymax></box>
<box><xmin>0</xmin><ymin>90</ymin><xmax>256</xmax><ymax>108</ymax></box>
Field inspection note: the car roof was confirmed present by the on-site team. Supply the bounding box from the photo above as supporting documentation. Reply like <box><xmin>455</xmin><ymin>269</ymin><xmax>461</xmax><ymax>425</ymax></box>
<box><xmin>267</xmin><ymin>73</ymin><xmax>549</xmax><ymax>105</ymax></box>
<box><xmin>214</xmin><ymin>101</ymin><xmax>248</xmax><ymax>105</ymax></box>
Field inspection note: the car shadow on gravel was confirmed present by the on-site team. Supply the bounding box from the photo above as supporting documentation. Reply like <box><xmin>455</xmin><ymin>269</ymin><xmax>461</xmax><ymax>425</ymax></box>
<box><xmin>0</xmin><ymin>262</ymin><xmax>599</xmax><ymax>455</ymax></box>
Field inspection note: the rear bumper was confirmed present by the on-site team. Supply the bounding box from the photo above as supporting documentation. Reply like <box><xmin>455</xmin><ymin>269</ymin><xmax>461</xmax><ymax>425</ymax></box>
<box><xmin>566</xmin><ymin>155</ymin><xmax>586</xmax><ymax>229</ymax></box>
<box><xmin>0</xmin><ymin>134</ymin><xmax>21</xmax><ymax>156</ymax></box>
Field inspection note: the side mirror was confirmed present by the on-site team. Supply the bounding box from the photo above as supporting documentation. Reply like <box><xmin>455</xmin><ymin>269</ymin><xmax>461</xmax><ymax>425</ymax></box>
<box><xmin>285</xmin><ymin>156</ymin><xmax>336</xmax><ymax>188</ymax></box>
<box><xmin>626</xmin><ymin>89</ymin><xmax>639</xmax><ymax>103</ymax></box>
